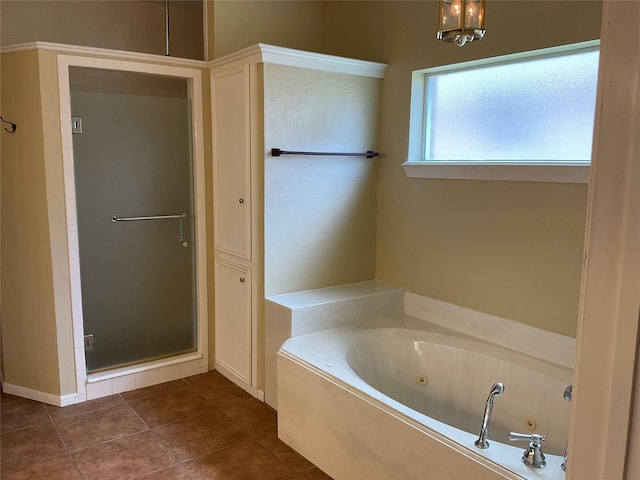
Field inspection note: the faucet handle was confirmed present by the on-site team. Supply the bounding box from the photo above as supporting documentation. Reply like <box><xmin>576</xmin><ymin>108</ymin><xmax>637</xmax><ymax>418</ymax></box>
<box><xmin>509</xmin><ymin>432</ymin><xmax>546</xmax><ymax>444</ymax></box>
<box><xmin>509</xmin><ymin>432</ymin><xmax>546</xmax><ymax>469</ymax></box>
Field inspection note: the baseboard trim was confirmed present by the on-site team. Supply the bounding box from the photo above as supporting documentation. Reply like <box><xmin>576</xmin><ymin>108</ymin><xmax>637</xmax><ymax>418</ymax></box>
<box><xmin>214</xmin><ymin>361</ymin><xmax>257</xmax><ymax>397</ymax></box>
<box><xmin>1</xmin><ymin>382</ymin><xmax>80</xmax><ymax>407</ymax></box>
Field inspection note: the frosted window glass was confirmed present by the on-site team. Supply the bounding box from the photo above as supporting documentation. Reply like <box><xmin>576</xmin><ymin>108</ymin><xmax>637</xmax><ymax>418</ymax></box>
<box><xmin>426</xmin><ymin>49</ymin><xmax>599</xmax><ymax>162</ymax></box>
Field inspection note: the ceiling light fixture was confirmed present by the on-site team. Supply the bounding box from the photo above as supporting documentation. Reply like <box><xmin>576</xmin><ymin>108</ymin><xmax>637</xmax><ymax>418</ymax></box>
<box><xmin>437</xmin><ymin>0</ymin><xmax>486</xmax><ymax>47</ymax></box>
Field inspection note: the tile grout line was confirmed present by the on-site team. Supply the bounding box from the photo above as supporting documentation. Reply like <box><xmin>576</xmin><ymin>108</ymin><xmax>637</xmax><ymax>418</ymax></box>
<box><xmin>199</xmin><ymin>400</ymin><xmax>298</xmax><ymax>478</ymax></box>
<box><xmin>123</xmin><ymin>384</ymin><xmax>214</xmax><ymax>429</ymax></box>
<box><xmin>50</xmin><ymin>392</ymin><xmax>156</xmax><ymax>476</ymax></box>
<box><xmin>3</xmin><ymin>372</ymin><xmax>329</xmax><ymax>479</ymax></box>
<box><xmin>121</xmin><ymin>388</ymin><xmax>188</xmax><ymax>477</ymax></box>
<box><xmin>123</xmin><ymin>379</ymin><xmax>244</xmax><ymax>475</ymax></box>
<box><xmin>0</xmin><ymin>398</ymin><xmax>52</xmax><ymax>435</ymax></box>
<box><xmin>0</xmin><ymin>419</ymin><xmax>53</xmax><ymax>436</ymax></box>
<box><xmin>44</xmin><ymin>401</ymin><xmax>87</xmax><ymax>480</ymax></box>
<box><xmin>126</xmin><ymin>375</ymin><xmax>284</xmax><ymax>475</ymax></box>
<box><xmin>49</xmin><ymin>394</ymin><xmax>152</xmax><ymax>448</ymax></box>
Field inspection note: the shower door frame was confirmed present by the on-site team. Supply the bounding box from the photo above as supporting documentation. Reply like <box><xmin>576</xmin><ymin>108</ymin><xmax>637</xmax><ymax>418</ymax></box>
<box><xmin>57</xmin><ymin>52</ymin><xmax>208</xmax><ymax>402</ymax></box>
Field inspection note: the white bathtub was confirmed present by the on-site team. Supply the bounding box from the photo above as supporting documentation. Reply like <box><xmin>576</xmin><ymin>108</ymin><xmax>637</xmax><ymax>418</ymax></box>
<box><xmin>277</xmin><ymin>323</ymin><xmax>573</xmax><ymax>480</ymax></box>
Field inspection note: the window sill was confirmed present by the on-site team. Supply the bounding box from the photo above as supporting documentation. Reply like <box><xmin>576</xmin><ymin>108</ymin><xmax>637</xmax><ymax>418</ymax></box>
<box><xmin>402</xmin><ymin>162</ymin><xmax>590</xmax><ymax>184</ymax></box>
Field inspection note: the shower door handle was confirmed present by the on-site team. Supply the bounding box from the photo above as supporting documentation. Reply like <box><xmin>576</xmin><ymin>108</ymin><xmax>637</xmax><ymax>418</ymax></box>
<box><xmin>111</xmin><ymin>213</ymin><xmax>189</xmax><ymax>247</ymax></box>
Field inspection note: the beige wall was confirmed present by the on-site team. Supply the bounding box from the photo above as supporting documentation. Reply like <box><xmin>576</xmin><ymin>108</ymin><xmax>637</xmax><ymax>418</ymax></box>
<box><xmin>0</xmin><ymin>50</ymin><xmax>65</xmax><ymax>395</ymax></box>
<box><xmin>0</xmin><ymin>0</ymin><xmax>327</xmax><ymax>61</ymax></box>
<box><xmin>209</xmin><ymin>0</ymin><xmax>327</xmax><ymax>59</ymax></box>
<box><xmin>0</xmin><ymin>0</ymin><xmax>204</xmax><ymax>60</ymax></box>
<box><xmin>326</xmin><ymin>1</ymin><xmax>602</xmax><ymax>337</ymax></box>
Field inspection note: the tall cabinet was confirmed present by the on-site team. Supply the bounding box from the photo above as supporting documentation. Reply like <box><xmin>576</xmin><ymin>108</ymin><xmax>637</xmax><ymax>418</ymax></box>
<box><xmin>211</xmin><ymin>44</ymin><xmax>386</xmax><ymax>397</ymax></box>
<box><xmin>211</xmin><ymin>59</ymin><xmax>259</xmax><ymax>394</ymax></box>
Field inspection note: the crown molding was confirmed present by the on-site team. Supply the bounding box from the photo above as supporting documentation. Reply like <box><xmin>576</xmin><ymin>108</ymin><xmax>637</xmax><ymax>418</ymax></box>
<box><xmin>2</xmin><ymin>41</ymin><xmax>387</xmax><ymax>78</ymax></box>
<box><xmin>1</xmin><ymin>41</ymin><xmax>207</xmax><ymax>68</ymax></box>
<box><xmin>209</xmin><ymin>43</ymin><xmax>387</xmax><ymax>78</ymax></box>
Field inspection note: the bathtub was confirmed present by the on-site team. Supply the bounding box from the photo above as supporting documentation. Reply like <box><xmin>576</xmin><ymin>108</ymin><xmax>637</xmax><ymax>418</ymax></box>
<box><xmin>277</xmin><ymin>323</ymin><xmax>573</xmax><ymax>480</ymax></box>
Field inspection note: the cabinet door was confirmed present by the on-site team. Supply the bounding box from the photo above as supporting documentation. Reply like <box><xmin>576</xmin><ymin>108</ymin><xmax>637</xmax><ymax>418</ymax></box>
<box><xmin>212</xmin><ymin>65</ymin><xmax>252</xmax><ymax>260</ymax></box>
<box><xmin>214</xmin><ymin>260</ymin><xmax>252</xmax><ymax>387</ymax></box>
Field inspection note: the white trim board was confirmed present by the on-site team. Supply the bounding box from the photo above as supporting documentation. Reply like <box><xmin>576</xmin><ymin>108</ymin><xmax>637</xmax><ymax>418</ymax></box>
<box><xmin>86</xmin><ymin>353</ymin><xmax>203</xmax><ymax>383</ymax></box>
<box><xmin>2</xmin><ymin>383</ymin><xmax>80</xmax><ymax>407</ymax></box>
<box><xmin>1</xmin><ymin>41</ymin><xmax>207</xmax><ymax>67</ymax></box>
<box><xmin>570</xmin><ymin>3</ymin><xmax>640</xmax><ymax>479</ymax></box>
<box><xmin>57</xmin><ymin>52</ymin><xmax>209</xmax><ymax>402</ymax></box>
<box><xmin>208</xmin><ymin>43</ymin><xmax>387</xmax><ymax>78</ymax></box>
<box><xmin>402</xmin><ymin>162</ymin><xmax>590</xmax><ymax>184</ymax></box>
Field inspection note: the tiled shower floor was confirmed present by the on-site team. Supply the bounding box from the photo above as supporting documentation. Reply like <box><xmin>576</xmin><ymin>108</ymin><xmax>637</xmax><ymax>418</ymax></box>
<box><xmin>0</xmin><ymin>370</ymin><xmax>332</xmax><ymax>479</ymax></box>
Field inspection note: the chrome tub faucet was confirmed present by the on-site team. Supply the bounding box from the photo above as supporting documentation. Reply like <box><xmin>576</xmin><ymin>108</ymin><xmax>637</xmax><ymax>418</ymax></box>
<box><xmin>475</xmin><ymin>382</ymin><xmax>505</xmax><ymax>449</ymax></box>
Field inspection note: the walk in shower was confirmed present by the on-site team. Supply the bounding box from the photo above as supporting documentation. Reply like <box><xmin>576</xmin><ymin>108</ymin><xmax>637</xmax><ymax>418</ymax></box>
<box><xmin>69</xmin><ymin>67</ymin><xmax>197</xmax><ymax>374</ymax></box>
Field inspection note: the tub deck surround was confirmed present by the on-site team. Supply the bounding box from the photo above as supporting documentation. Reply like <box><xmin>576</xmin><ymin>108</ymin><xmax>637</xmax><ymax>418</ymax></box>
<box><xmin>278</xmin><ymin>325</ymin><xmax>571</xmax><ymax>480</ymax></box>
<box><xmin>265</xmin><ymin>280</ymin><xmax>405</xmax><ymax>408</ymax></box>
<box><xmin>404</xmin><ymin>292</ymin><xmax>576</xmax><ymax>369</ymax></box>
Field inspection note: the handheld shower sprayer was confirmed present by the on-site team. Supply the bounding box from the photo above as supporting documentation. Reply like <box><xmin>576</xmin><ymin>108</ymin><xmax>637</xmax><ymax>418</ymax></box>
<box><xmin>490</xmin><ymin>382</ymin><xmax>505</xmax><ymax>398</ymax></box>
<box><xmin>474</xmin><ymin>382</ymin><xmax>505</xmax><ymax>449</ymax></box>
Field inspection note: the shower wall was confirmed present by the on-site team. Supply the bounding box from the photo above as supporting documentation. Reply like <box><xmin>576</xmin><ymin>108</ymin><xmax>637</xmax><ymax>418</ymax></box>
<box><xmin>1</xmin><ymin>49</ymin><xmax>75</xmax><ymax>397</ymax></box>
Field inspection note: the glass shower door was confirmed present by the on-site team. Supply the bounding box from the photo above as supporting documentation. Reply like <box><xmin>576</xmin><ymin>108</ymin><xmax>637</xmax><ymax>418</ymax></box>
<box><xmin>71</xmin><ymin>69</ymin><xmax>196</xmax><ymax>373</ymax></box>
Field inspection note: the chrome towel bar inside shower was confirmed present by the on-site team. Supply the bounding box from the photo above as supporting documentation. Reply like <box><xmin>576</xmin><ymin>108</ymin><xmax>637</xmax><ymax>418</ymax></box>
<box><xmin>111</xmin><ymin>213</ymin><xmax>187</xmax><ymax>223</ymax></box>
<box><xmin>111</xmin><ymin>213</ymin><xmax>190</xmax><ymax>247</ymax></box>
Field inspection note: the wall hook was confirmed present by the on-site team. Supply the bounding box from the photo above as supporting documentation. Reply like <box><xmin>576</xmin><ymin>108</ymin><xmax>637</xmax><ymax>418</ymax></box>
<box><xmin>1</xmin><ymin>116</ymin><xmax>17</xmax><ymax>133</ymax></box>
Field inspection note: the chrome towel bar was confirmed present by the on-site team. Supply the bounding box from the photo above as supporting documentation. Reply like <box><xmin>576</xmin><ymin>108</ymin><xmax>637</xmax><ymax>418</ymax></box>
<box><xmin>111</xmin><ymin>213</ymin><xmax>189</xmax><ymax>247</ymax></box>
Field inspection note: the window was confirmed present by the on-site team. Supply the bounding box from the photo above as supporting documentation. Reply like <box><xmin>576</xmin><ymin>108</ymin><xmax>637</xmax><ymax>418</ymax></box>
<box><xmin>404</xmin><ymin>40</ymin><xmax>600</xmax><ymax>183</ymax></box>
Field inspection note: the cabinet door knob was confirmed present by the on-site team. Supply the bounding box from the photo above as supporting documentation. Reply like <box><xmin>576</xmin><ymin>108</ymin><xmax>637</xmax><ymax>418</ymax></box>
<box><xmin>238</xmin><ymin>198</ymin><xmax>244</xmax><ymax>204</ymax></box>
<box><xmin>239</xmin><ymin>277</ymin><xmax>245</xmax><ymax>283</ymax></box>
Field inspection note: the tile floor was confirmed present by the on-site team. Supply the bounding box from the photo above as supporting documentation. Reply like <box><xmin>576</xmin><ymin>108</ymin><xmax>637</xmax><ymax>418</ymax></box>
<box><xmin>0</xmin><ymin>370</ymin><xmax>333</xmax><ymax>480</ymax></box>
